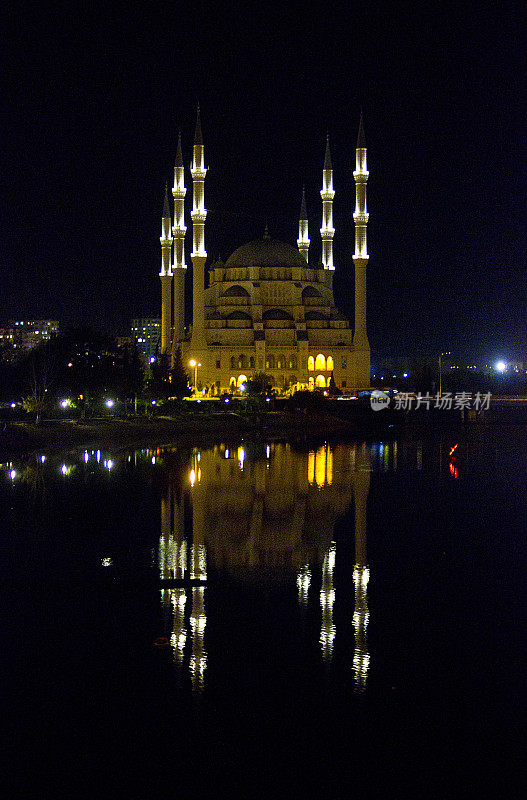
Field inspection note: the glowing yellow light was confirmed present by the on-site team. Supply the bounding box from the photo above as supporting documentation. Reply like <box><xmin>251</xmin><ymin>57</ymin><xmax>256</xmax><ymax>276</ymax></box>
<box><xmin>189</xmin><ymin>359</ymin><xmax>196</xmax><ymax>367</ymax></box>
<box><xmin>308</xmin><ymin>450</ymin><xmax>315</xmax><ymax>484</ymax></box>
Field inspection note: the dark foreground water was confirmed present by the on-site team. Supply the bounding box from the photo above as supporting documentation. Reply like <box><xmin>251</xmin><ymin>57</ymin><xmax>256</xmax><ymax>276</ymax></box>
<box><xmin>1</xmin><ymin>428</ymin><xmax>525</xmax><ymax>798</ymax></box>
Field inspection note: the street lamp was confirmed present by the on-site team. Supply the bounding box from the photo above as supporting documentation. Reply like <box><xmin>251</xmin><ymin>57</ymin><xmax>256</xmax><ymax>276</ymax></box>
<box><xmin>188</xmin><ymin>359</ymin><xmax>201</xmax><ymax>396</ymax></box>
<box><xmin>439</xmin><ymin>351</ymin><xmax>450</xmax><ymax>395</ymax></box>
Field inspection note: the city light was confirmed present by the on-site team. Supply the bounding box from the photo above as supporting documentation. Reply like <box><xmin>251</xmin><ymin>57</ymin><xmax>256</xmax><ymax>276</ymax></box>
<box><xmin>60</xmin><ymin>399</ymin><xmax>70</xmax><ymax>408</ymax></box>
<box><xmin>496</xmin><ymin>361</ymin><xmax>507</xmax><ymax>372</ymax></box>
<box><xmin>105</xmin><ymin>399</ymin><xmax>114</xmax><ymax>408</ymax></box>
<box><xmin>10</xmin><ymin>469</ymin><xmax>16</xmax><ymax>480</ymax></box>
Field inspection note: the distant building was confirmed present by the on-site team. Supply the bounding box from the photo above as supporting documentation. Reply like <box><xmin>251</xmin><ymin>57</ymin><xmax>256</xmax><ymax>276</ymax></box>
<box><xmin>131</xmin><ymin>318</ymin><xmax>161</xmax><ymax>362</ymax></box>
<box><xmin>0</xmin><ymin>320</ymin><xmax>59</xmax><ymax>360</ymax></box>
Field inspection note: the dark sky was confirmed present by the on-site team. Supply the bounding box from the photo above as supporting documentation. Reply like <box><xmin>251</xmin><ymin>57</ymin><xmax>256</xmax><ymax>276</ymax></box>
<box><xmin>2</xmin><ymin>0</ymin><xmax>525</xmax><ymax>360</ymax></box>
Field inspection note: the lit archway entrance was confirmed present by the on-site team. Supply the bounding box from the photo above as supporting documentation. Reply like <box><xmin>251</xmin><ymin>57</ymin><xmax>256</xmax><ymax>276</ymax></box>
<box><xmin>315</xmin><ymin>374</ymin><xmax>326</xmax><ymax>388</ymax></box>
<box><xmin>237</xmin><ymin>374</ymin><xmax>248</xmax><ymax>388</ymax></box>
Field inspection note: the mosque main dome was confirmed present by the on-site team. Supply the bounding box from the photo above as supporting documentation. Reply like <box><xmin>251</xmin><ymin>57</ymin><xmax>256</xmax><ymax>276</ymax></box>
<box><xmin>225</xmin><ymin>237</ymin><xmax>309</xmax><ymax>269</ymax></box>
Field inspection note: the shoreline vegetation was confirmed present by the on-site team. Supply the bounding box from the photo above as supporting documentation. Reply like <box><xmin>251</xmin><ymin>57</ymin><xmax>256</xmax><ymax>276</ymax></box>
<box><xmin>1</xmin><ymin>401</ymin><xmax>524</xmax><ymax>460</ymax></box>
<box><xmin>0</xmin><ymin>410</ymin><xmax>357</xmax><ymax>459</ymax></box>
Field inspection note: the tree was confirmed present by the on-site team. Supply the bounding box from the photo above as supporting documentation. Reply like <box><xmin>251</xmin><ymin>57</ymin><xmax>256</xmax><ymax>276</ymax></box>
<box><xmin>169</xmin><ymin>347</ymin><xmax>190</xmax><ymax>398</ymax></box>
<box><xmin>245</xmin><ymin>372</ymin><xmax>273</xmax><ymax>396</ymax></box>
<box><xmin>328</xmin><ymin>372</ymin><xmax>340</xmax><ymax>396</ymax></box>
<box><xmin>118</xmin><ymin>342</ymin><xmax>145</xmax><ymax>413</ymax></box>
<box><xmin>21</xmin><ymin>342</ymin><xmax>54</xmax><ymax>424</ymax></box>
<box><xmin>148</xmin><ymin>351</ymin><xmax>171</xmax><ymax>400</ymax></box>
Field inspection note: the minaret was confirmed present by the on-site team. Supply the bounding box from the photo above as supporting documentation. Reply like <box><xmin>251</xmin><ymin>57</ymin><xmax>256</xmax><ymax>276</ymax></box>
<box><xmin>190</xmin><ymin>104</ymin><xmax>207</xmax><ymax>351</ymax></box>
<box><xmin>297</xmin><ymin>185</ymin><xmax>310</xmax><ymax>263</ymax></box>
<box><xmin>352</xmin><ymin>112</ymin><xmax>370</xmax><ymax>358</ymax></box>
<box><xmin>172</xmin><ymin>131</ymin><xmax>187</xmax><ymax>352</ymax></box>
<box><xmin>320</xmin><ymin>134</ymin><xmax>335</xmax><ymax>272</ymax></box>
<box><xmin>160</xmin><ymin>184</ymin><xmax>173</xmax><ymax>354</ymax></box>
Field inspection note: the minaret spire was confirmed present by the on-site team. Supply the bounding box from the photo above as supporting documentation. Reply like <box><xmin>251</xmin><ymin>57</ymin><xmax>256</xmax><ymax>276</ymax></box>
<box><xmin>171</xmin><ymin>130</ymin><xmax>187</xmax><ymax>354</ymax></box>
<box><xmin>297</xmin><ymin>185</ymin><xmax>310</xmax><ymax>263</ymax></box>
<box><xmin>194</xmin><ymin>102</ymin><xmax>203</xmax><ymax>145</ymax></box>
<box><xmin>324</xmin><ymin>132</ymin><xmax>332</xmax><ymax>170</ymax></box>
<box><xmin>352</xmin><ymin>111</ymin><xmax>371</xmax><ymax>381</ymax></box>
<box><xmin>320</xmin><ymin>133</ymin><xmax>335</xmax><ymax>272</ymax></box>
<box><xmin>357</xmin><ymin>110</ymin><xmax>366</xmax><ymax>149</ymax></box>
<box><xmin>160</xmin><ymin>184</ymin><xmax>173</xmax><ymax>354</ymax></box>
<box><xmin>190</xmin><ymin>104</ymin><xmax>207</xmax><ymax>351</ymax></box>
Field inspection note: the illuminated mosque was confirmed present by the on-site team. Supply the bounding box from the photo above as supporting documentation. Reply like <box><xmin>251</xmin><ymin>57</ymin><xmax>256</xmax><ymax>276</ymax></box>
<box><xmin>159</xmin><ymin>107</ymin><xmax>371</xmax><ymax>393</ymax></box>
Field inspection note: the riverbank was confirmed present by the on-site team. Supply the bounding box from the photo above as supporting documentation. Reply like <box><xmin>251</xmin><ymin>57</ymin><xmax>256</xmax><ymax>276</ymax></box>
<box><xmin>0</xmin><ymin>410</ymin><xmax>358</xmax><ymax>459</ymax></box>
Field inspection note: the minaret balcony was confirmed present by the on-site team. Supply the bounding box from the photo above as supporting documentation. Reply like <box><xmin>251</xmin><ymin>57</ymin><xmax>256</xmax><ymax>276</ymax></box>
<box><xmin>172</xmin><ymin>224</ymin><xmax>187</xmax><ymax>235</ymax></box>
<box><xmin>353</xmin><ymin>213</ymin><xmax>369</xmax><ymax>223</ymax></box>
<box><xmin>190</xmin><ymin>210</ymin><xmax>207</xmax><ymax>222</ymax></box>
<box><xmin>160</xmin><ymin>236</ymin><xmax>173</xmax><ymax>245</ymax></box>
<box><xmin>190</xmin><ymin>168</ymin><xmax>207</xmax><ymax>180</ymax></box>
<box><xmin>172</xmin><ymin>188</ymin><xmax>186</xmax><ymax>199</ymax></box>
<box><xmin>320</xmin><ymin>229</ymin><xmax>335</xmax><ymax>237</ymax></box>
<box><xmin>353</xmin><ymin>170</ymin><xmax>369</xmax><ymax>179</ymax></box>
<box><xmin>320</xmin><ymin>190</ymin><xmax>335</xmax><ymax>201</ymax></box>
<box><xmin>352</xmin><ymin>253</ymin><xmax>369</xmax><ymax>261</ymax></box>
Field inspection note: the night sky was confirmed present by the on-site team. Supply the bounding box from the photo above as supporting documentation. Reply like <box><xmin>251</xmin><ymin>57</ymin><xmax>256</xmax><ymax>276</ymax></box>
<box><xmin>2</xmin><ymin>1</ymin><xmax>525</xmax><ymax>361</ymax></box>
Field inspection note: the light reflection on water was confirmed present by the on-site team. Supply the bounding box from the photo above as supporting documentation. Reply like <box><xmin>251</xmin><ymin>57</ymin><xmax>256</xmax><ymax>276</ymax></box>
<box><xmin>158</xmin><ymin>442</ymin><xmax>373</xmax><ymax>692</ymax></box>
<box><xmin>1</xmin><ymin>431</ymin><xmax>524</xmax><ymax>701</ymax></box>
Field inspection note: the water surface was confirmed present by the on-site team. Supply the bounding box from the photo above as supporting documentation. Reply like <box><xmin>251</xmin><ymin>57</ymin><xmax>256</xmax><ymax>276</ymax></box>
<box><xmin>1</xmin><ymin>430</ymin><xmax>525</xmax><ymax>797</ymax></box>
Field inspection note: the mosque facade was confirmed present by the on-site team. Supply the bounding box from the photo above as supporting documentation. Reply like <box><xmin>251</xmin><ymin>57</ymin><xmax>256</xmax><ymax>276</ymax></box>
<box><xmin>159</xmin><ymin>108</ymin><xmax>371</xmax><ymax>394</ymax></box>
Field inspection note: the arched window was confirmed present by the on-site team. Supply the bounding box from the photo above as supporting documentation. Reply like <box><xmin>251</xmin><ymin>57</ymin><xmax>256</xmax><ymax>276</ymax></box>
<box><xmin>289</xmin><ymin>355</ymin><xmax>298</xmax><ymax>369</ymax></box>
<box><xmin>308</xmin><ymin>356</ymin><xmax>315</xmax><ymax>371</ymax></box>
<box><xmin>308</xmin><ymin>376</ymin><xmax>314</xmax><ymax>390</ymax></box>
<box><xmin>266</xmin><ymin>354</ymin><xmax>275</xmax><ymax>369</ymax></box>
<box><xmin>315</xmin><ymin>354</ymin><xmax>326</xmax><ymax>371</ymax></box>
<box><xmin>237</xmin><ymin>374</ymin><xmax>247</xmax><ymax>387</ymax></box>
<box><xmin>262</xmin><ymin>308</ymin><xmax>294</xmax><ymax>321</ymax></box>
<box><xmin>238</xmin><ymin>354</ymin><xmax>247</xmax><ymax>369</ymax></box>
<box><xmin>327</xmin><ymin>356</ymin><xmax>334</xmax><ymax>371</ymax></box>
<box><xmin>277</xmin><ymin>354</ymin><xmax>286</xmax><ymax>369</ymax></box>
<box><xmin>229</xmin><ymin>377</ymin><xmax>236</xmax><ymax>388</ymax></box>
<box><xmin>315</xmin><ymin>374</ymin><xmax>326</xmax><ymax>388</ymax></box>
<box><xmin>224</xmin><ymin>285</ymin><xmax>249</xmax><ymax>297</ymax></box>
<box><xmin>230</xmin><ymin>356</ymin><xmax>236</xmax><ymax>369</ymax></box>
<box><xmin>249</xmin><ymin>356</ymin><xmax>255</xmax><ymax>368</ymax></box>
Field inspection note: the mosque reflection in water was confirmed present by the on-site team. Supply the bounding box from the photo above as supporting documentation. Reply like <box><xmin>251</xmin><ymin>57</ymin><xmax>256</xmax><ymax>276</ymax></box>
<box><xmin>158</xmin><ymin>442</ymin><xmax>372</xmax><ymax>693</ymax></box>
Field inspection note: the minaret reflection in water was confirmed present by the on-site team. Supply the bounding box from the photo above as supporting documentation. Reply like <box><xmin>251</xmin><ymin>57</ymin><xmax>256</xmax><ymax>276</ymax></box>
<box><xmin>351</xmin><ymin>444</ymin><xmax>371</xmax><ymax>692</ymax></box>
<box><xmin>158</xmin><ymin>442</ymin><xmax>371</xmax><ymax>693</ymax></box>
<box><xmin>159</xmin><ymin>453</ymin><xmax>207</xmax><ymax>691</ymax></box>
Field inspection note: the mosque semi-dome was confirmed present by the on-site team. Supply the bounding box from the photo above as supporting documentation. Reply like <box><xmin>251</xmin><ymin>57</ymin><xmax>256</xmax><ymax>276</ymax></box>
<box><xmin>225</xmin><ymin>237</ymin><xmax>308</xmax><ymax>269</ymax></box>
